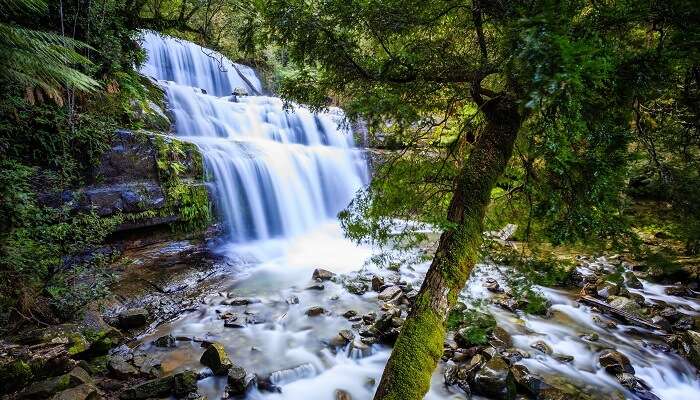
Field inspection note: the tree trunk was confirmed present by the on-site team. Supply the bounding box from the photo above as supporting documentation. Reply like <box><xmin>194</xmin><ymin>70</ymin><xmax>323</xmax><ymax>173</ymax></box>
<box><xmin>373</xmin><ymin>96</ymin><xmax>521</xmax><ymax>400</ymax></box>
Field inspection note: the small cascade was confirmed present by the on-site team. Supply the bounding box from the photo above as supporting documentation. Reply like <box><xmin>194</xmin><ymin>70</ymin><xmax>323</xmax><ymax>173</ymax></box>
<box><xmin>139</xmin><ymin>32</ymin><xmax>368</xmax><ymax>242</ymax></box>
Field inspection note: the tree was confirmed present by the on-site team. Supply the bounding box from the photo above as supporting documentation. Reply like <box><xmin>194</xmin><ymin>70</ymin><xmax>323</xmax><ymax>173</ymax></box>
<box><xmin>256</xmin><ymin>1</ymin><xmax>700</xmax><ymax>399</ymax></box>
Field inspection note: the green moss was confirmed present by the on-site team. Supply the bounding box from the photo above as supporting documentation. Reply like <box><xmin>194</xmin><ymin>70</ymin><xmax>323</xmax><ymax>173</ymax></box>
<box><xmin>0</xmin><ymin>360</ymin><xmax>33</xmax><ymax>393</ymax></box>
<box><xmin>67</xmin><ymin>333</ymin><xmax>90</xmax><ymax>356</ymax></box>
<box><xmin>378</xmin><ymin>308</ymin><xmax>444</xmax><ymax>400</ymax></box>
<box><xmin>151</xmin><ymin>134</ymin><xmax>212</xmax><ymax>233</ymax></box>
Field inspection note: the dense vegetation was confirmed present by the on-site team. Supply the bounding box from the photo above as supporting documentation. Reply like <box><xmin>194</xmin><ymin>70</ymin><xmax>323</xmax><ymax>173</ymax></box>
<box><xmin>0</xmin><ymin>1</ymin><xmax>698</xmax><ymax>399</ymax></box>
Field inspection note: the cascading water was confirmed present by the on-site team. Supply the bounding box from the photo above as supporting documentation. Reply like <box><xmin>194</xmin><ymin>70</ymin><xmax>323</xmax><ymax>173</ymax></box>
<box><xmin>135</xmin><ymin>32</ymin><xmax>699</xmax><ymax>400</ymax></box>
<box><xmin>139</xmin><ymin>31</ymin><xmax>368</xmax><ymax>243</ymax></box>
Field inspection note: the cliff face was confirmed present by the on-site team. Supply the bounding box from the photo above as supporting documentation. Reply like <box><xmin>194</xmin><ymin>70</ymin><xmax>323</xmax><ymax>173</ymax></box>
<box><xmin>38</xmin><ymin>129</ymin><xmax>213</xmax><ymax>235</ymax></box>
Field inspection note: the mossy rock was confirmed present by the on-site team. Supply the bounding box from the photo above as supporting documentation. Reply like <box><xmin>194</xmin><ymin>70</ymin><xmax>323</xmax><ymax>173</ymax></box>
<box><xmin>0</xmin><ymin>359</ymin><xmax>33</xmax><ymax>394</ymax></box>
<box><xmin>200</xmin><ymin>342</ymin><xmax>232</xmax><ymax>375</ymax></box>
<box><xmin>18</xmin><ymin>373</ymin><xmax>72</xmax><ymax>399</ymax></box>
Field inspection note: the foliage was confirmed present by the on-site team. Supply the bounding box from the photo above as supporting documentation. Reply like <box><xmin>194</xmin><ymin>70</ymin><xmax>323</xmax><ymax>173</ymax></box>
<box><xmin>0</xmin><ymin>0</ymin><xmax>99</xmax><ymax>101</ymax></box>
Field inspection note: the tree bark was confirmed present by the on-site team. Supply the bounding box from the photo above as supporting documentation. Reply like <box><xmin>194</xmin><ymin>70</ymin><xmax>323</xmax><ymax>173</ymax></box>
<box><xmin>373</xmin><ymin>96</ymin><xmax>521</xmax><ymax>400</ymax></box>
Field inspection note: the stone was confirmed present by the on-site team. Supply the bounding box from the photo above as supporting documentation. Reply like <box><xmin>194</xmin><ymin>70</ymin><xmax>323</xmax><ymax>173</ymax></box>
<box><xmin>152</xmin><ymin>334</ymin><xmax>176</xmax><ymax>348</ymax></box>
<box><xmin>344</xmin><ymin>280</ymin><xmax>368</xmax><ymax>295</ymax></box>
<box><xmin>312</xmin><ymin>268</ymin><xmax>335</xmax><ymax>281</ymax></box>
<box><xmin>608</xmin><ymin>296</ymin><xmax>644</xmax><ymax>318</ymax></box>
<box><xmin>200</xmin><ymin>342</ymin><xmax>232</xmax><ymax>375</ymax></box>
<box><xmin>119</xmin><ymin>376</ymin><xmax>170</xmax><ymax>399</ymax></box>
<box><xmin>530</xmin><ymin>340</ymin><xmax>552</xmax><ymax>355</ymax></box>
<box><xmin>677</xmin><ymin>330</ymin><xmax>700</xmax><ymax>369</ymax></box>
<box><xmin>227</xmin><ymin>365</ymin><xmax>256</xmax><ymax>396</ymax></box>
<box><xmin>342</xmin><ymin>310</ymin><xmax>358</xmax><ymax>319</ymax></box>
<box><xmin>511</xmin><ymin>365</ymin><xmax>549</xmax><ymax>396</ymax></box>
<box><xmin>484</xmin><ymin>278</ymin><xmax>503</xmax><ymax>293</ymax></box>
<box><xmin>651</xmin><ymin>316</ymin><xmax>672</xmax><ymax>331</ymax></box>
<box><xmin>599</xmin><ymin>349</ymin><xmax>634</xmax><ymax>374</ymax></box>
<box><xmin>335</xmin><ymin>389</ymin><xmax>352</xmax><ymax>400</ymax></box>
<box><xmin>674</xmin><ymin>316</ymin><xmax>694</xmax><ymax>331</ymax></box>
<box><xmin>371</xmin><ymin>275</ymin><xmax>385</xmax><ymax>292</ymax></box>
<box><xmin>50</xmin><ymin>384</ymin><xmax>99</xmax><ymax>400</ymax></box>
<box><xmin>67</xmin><ymin>367</ymin><xmax>93</xmax><ymax>386</ymax></box>
<box><xmin>659</xmin><ymin>306</ymin><xmax>680</xmax><ymax>322</ymax></box>
<box><xmin>553</xmin><ymin>353</ymin><xmax>574</xmax><ymax>363</ymax></box>
<box><xmin>305</xmin><ymin>283</ymin><xmax>325</xmax><ymax>291</ymax></box>
<box><xmin>472</xmin><ymin>356</ymin><xmax>516</xmax><ymax>400</ymax></box>
<box><xmin>19</xmin><ymin>374</ymin><xmax>72</xmax><ymax>399</ymax></box>
<box><xmin>117</xmin><ymin>308</ymin><xmax>148</xmax><ymax>329</ymax></box>
<box><xmin>172</xmin><ymin>370</ymin><xmax>198</xmax><ymax>397</ymax></box>
<box><xmin>492</xmin><ymin>326</ymin><xmax>512</xmax><ymax>347</ymax></box>
<box><xmin>596</xmin><ymin>281</ymin><xmax>619</xmax><ymax>298</ymax></box>
<box><xmin>306</xmin><ymin>306</ymin><xmax>326</xmax><ymax>317</ymax></box>
<box><xmin>225</xmin><ymin>297</ymin><xmax>259</xmax><ymax>306</ymax></box>
<box><xmin>378</xmin><ymin>286</ymin><xmax>402</xmax><ymax>301</ymax></box>
<box><xmin>665</xmin><ymin>285</ymin><xmax>691</xmax><ymax>297</ymax></box>
<box><xmin>286</xmin><ymin>295</ymin><xmax>300</xmax><ymax>305</ymax></box>
<box><xmin>623</xmin><ymin>271</ymin><xmax>643</xmax><ymax>289</ymax></box>
<box><xmin>107</xmin><ymin>357</ymin><xmax>138</xmax><ymax>379</ymax></box>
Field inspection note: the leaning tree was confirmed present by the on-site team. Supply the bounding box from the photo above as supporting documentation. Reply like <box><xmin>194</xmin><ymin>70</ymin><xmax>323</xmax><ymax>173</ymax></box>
<box><xmin>257</xmin><ymin>1</ymin><xmax>699</xmax><ymax>399</ymax></box>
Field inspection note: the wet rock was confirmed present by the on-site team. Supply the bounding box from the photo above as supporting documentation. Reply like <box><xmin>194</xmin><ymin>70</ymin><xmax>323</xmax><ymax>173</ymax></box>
<box><xmin>344</xmin><ymin>280</ymin><xmax>368</xmax><ymax>295</ymax></box>
<box><xmin>50</xmin><ymin>384</ymin><xmax>99</xmax><ymax>400</ymax></box>
<box><xmin>362</xmin><ymin>312</ymin><xmax>377</xmax><ymax>324</ymax></box>
<box><xmin>623</xmin><ymin>271</ymin><xmax>643</xmax><ymax>289</ymax></box>
<box><xmin>305</xmin><ymin>283</ymin><xmax>325</xmax><ymax>291</ymax></box>
<box><xmin>312</xmin><ymin>268</ymin><xmax>335</xmax><ymax>281</ymax></box>
<box><xmin>224</xmin><ymin>317</ymin><xmax>245</xmax><ymax>328</ymax></box>
<box><xmin>342</xmin><ymin>310</ymin><xmax>358</xmax><ymax>319</ymax></box>
<box><xmin>378</xmin><ymin>286</ymin><xmax>402</xmax><ymax>301</ymax></box>
<box><xmin>537</xmin><ymin>387</ymin><xmax>571</xmax><ymax>400</ymax></box>
<box><xmin>592</xmin><ymin>315</ymin><xmax>617</xmax><ymax>329</ymax></box>
<box><xmin>225</xmin><ymin>297</ymin><xmax>260</xmax><ymax>306</ymax></box>
<box><xmin>152</xmin><ymin>334</ymin><xmax>176</xmax><ymax>348</ymax></box>
<box><xmin>200</xmin><ymin>342</ymin><xmax>232</xmax><ymax>375</ymax></box>
<box><xmin>616</xmin><ymin>373</ymin><xmax>660</xmax><ymax>400</ymax></box>
<box><xmin>306</xmin><ymin>306</ymin><xmax>326</xmax><ymax>316</ymax></box>
<box><xmin>491</xmin><ymin>326</ymin><xmax>512</xmax><ymax>347</ymax></box>
<box><xmin>651</xmin><ymin>316</ymin><xmax>672</xmax><ymax>331</ymax></box>
<box><xmin>227</xmin><ymin>365</ymin><xmax>256</xmax><ymax>396</ymax></box>
<box><xmin>674</xmin><ymin>316</ymin><xmax>694</xmax><ymax>331</ymax></box>
<box><xmin>132</xmin><ymin>353</ymin><xmax>161</xmax><ymax>377</ymax></box>
<box><xmin>371</xmin><ymin>275</ymin><xmax>385</xmax><ymax>292</ymax></box>
<box><xmin>329</xmin><ymin>330</ymin><xmax>355</xmax><ymax>347</ymax></box>
<box><xmin>107</xmin><ymin>357</ymin><xmax>138</xmax><ymax>379</ymax></box>
<box><xmin>501</xmin><ymin>348</ymin><xmax>529</xmax><ymax>364</ymax></box>
<box><xmin>472</xmin><ymin>356</ymin><xmax>516</xmax><ymax>400</ymax></box>
<box><xmin>117</xmin><ymin>308</ymin><xmax>148</xmax><ymax>330</ymax></box>
<box><xmin>553</xmin><ymin>353</ymin><xmax>574</xmax><ymax>363</ymax></box>
<box><xmin>676</xmin><ymin>330</ymin><xmax>700</xmax><ymax>369</ymax></box>
<box><xmin>335</xmin><ymin>389</ymin><xmax>352</xmax><ymax>400</ymax></box>
<box><xmin>596</xmin><ymin>281</ymin><xmax>619</xmax><ymax>298</ymax></box>
<box><xmin>443</xmin><ymin>361</ymin><xmax>471</xmax><ymax>396</ymax></box>
<box><xmin>494</xmin><ymin>295</ymin><xmax>520</xmax><ymax>312</ymax></box>
<box><xmin>484</xmin><ymin>278</ymin><xmax>503</xmax><ymax>293</ymax></box>
<box><xmin>665</xmin><ymin>285</ymin><xmax>691</xmax><ymax>297</ymax></box>
<box><xmin>19</xmin><ymin>374</ymin><xmax>73</xmax><ymax>399</ymax></box>
<box><xmin>608</xmin><ymin>296</ymin><xmax>644</xmax><ymax>318</ymax></box>
<box><xmin>285</xmin><ymin>295</ymin><xmax>299</xmax><ymax>305</ymax></box>
<box><xmin>529</xmin><ymin>340</ymin><xmax>552</xmax><ymax>355</ymax></box>
<box><xmin>658</xmin><ymin>306</ymin><xmax>680</xmax><ymax>322</ymax></box>
<box><xmin>581</xmin><ymin>332</ymin><xmax>599</xmax><ymax>342</ymax></box>
<box><xmin>599</xmin><ymin>349</ymin><xmax>634</xmax><ymax>374</ymax></box>
<box><xmin>119</xmin><ymin>370</ymin><xmax>197</xmax><ymax>399</ymax></box>
<box><xmin>511</xmin><ymin>365</ymin><xmax>549</xmax><ymax>396</ymax></box>
<box><xmin>256</xmin><ymin>375</ymin><xmax>282</xmax><ymax>393</ymax></box>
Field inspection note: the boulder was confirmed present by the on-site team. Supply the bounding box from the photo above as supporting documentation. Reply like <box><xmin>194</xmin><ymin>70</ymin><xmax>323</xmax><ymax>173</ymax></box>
<box><xmin>306</xmin><ymin>306</ymin><xmax>326</xmax><ymax>317</ymax></box>
<box><xmin>225</xmin><ymin>297</ymin><xmax>260</xmax><ymax>306</ymax></box>
<box><xmin>119</xmin><ymin>371</ymin><xmax>197</xmax><ymax>400</ymax></box>
<box><xmin>530</xmin><ymin>340</ymin><xmax>553</xmax><ymax>355</ymax></box>
<box><xmin>491</xmin><ymin>326</ymin><xmax>512</xmax><ymax>347</ymax></box>
<box><xmin>200</xmin><ymin>343</ymin><xmax>232</xmax><ymax>375</ymax></box>
<box><xmin>50</xmin><ymin>384</ymin><xmax>99</xmax><ymax>400</ymax></box>
<box><xmin>312</xmin><ymin>268</ymin><xmax>335</xmax><ymax>281</ymax></box>
<box><xmin>371</xmin><ymin>275</ymin><xmax>385</xmax><ymax>292</ymax></box>
<box><xmin>18</xmin><ymin>374</ymin><xmax>72</xmax><ymax>399</ymax></box>
<box><xmin>378</xmin><ymin>286</ymin><xmax>402</xmax><ymax>301</ymax></box>
<box><xmin>677</xmin><ymin>330</ymin><xmax>700</xmax><ymax>369</ymax></box>
<box><xmin>117</xmin><ymin>309</ymin><xmax>148</xmax><ymax>330</ymax></box>
<box><xmin>599</xmin><ymin>349</ymin><xmax>634</xmax><ymax>374</ymax></box>
<box><xmin>608</xmin><ymin>296</ymin><xmax>644</xmax><ymax>318</ymax></box>
<box><xmin>172</xmin><ymin>370</ymin><xmax>198</xmax><ymax>397</ymax></box>
<box><xmin>596</xmin><ymin>282</ymin><xmax>619</xmax><ymax>298</ymax></box>
<box><xmin>344</xmin><ymin>280</ymin><xmax>368</xmax><ymax>295</ymax></box>
<box><xmin>227</xmin><ymin>365</ymin><xmax>256</xmax><ymax>396</ymax></box>
<box><xmin>335</xmin><ymin>389</ymin><xmax>352</xmax><ymax>400</ymax></box>
<box><xmin>623</xmin><ymin>271</ymin><xmax>643</xmax><ymax>289</ymax></box>
<box><xmin>511</xmin><ymin>365</ymin><xmax>549</xmax><ymax>396</ymax></box>
<box><xmin>107</xmin><ymin>357</ymin><xmax>139</xmax><ymax>379</ymax></box>
<box><xmin>472</xmin><ymin>356</ymin><xmax>516</xmax><ymax>400</ymax></box>
<box><xmin>152</xmin><ymin>334</ymin><xmax>176</xmax><ymax>348</ymax></box>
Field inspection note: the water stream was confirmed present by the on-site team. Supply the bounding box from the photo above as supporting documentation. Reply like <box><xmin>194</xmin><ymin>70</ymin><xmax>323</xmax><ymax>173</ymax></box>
<box><xmin>137</xmin><ymin>32</ymin><xmax>699</xmax><ymax>400</ymax></box>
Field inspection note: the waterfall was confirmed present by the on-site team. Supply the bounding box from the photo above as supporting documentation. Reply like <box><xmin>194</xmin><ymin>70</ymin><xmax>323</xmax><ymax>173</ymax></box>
<box><xmin>139</xmin><ymin>32</ymin><xmax>368</xmax><ymax>242</ymax></box>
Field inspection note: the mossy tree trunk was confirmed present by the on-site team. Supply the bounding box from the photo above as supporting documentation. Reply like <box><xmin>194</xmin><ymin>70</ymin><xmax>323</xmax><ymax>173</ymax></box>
<box><xmin>373</xmin><ymin>96</ymin><xmax>521</xmax><ymax>400</ymax></box>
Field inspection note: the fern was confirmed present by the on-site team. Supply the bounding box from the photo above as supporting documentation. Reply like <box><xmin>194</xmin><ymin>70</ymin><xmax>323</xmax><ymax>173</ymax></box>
<box><xmin>0</xmin><ymin>0</ymin><xmax>99</xmax><ymax>100</ymax></box>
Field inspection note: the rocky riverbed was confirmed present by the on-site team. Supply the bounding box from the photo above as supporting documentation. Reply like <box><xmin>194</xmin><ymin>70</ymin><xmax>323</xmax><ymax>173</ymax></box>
<box><xmin>1</xmin><ymin>224</ymin><xmax>699</xmax><ymax>400</ymax></box>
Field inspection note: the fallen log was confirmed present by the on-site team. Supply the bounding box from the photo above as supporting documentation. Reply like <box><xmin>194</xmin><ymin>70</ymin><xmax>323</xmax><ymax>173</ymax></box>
<box><xmin>578</xmin><ymin>295</ymin><xmax>662</xmax><ymax>331</ymax></box>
